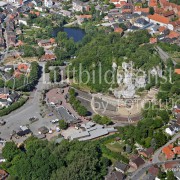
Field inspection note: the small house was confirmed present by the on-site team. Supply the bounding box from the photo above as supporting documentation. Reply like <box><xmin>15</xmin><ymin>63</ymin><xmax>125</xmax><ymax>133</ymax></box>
<box><xmin>138</xmin><ymin>147</ymin><xmax>154</xmax><ymax>158</ymax></box>
<box><xmin>129</xmin><ymin>156</ymin><xmax>145</xmax><ymax>169</ymax></box>
<box><xmin>114</xmin><ymin>161</ymin><xmax>129</xmax><ymax>173</ymax></box>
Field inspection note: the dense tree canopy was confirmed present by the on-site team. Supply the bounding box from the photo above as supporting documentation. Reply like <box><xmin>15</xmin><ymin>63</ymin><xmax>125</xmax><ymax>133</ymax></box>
<box><xmin>1</xmin><ymin>137</ymin><xmax>109</xmax><ymax>180</ymax></box>
<box><xmin>70</xmin><ymin>30</ymin><xmax>161</xmax><ymax>92</ymax></box>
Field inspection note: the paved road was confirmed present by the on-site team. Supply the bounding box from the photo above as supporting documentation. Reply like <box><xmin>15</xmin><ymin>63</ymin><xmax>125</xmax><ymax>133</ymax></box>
<box><xmin>130</xmin><ymin>133</ymin><xmax>180</xmax><ymax>180</ymax></box>
<box><xmin>0</xmin><ymin>63</ymin><xmax>54</xmax><ymax>140</ymax></box>
<box><xmin>152</xmin><ymin>133</ymin><xmax>180</xmax><ymax>163</ymax></box>
<box><xmin>130</xmin><ymin>159</ymin><xmax>180</xmax><ymax>180</ymax></box>
<box><xmin>156</xmin><ymin>46</ymin><xmax>177</xmax><ymax>65</ymax></box>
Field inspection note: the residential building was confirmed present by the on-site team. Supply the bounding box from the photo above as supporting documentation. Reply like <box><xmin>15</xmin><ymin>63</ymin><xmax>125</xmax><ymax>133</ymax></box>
<box><xmin>114</xmin><ymin>162</ymin><xmax>129</xmax><ymax>173</ymax></box>
<box><xmin>148</xmin><ymin>165</ymin><xmax>159</xmax><ymax>177</ymax></box>
<box><xmin>165</xmin><ymin>124</ymin><xmax>180</xmax><ymax>136</ymax></box>
<box><xmin>0</xmin><ymin>169</ymin><xmax>8</xmax><ymax>180</ymax></box>
<box><xmin>72</xmin><ymin>0</ymin><xmax>89</xmax><ymax>12</ymax></box>
<box><xmin>107</xmin><ymin>171</ymin><xmax>125</xmax><ymax>180</ymax></box>
<box><xmin>134</xmin><ymin>18</ymin><xmax>149</xmax><ymax>28</ymax></box>
<box><xmin>44</xmin><ymin>0</ymin><xmax>53</xmax><ymax>8</ymax></box>
<box><xmin>138</xmin><ymin>147</ymin><xmax>154</xmax><ymax>158</ymax></box>
<box><xmin>77</xmin><ymin>14</ymin><xmax>92</xmax><ymax>24</ymax></box>
<box><xmin>19</xmin><ymin>18</ymin><xmax>28</xmax><ymax>25</ymax></box>
<box><xmin>129</xmin><ymin>156</ymin><xmax>145</xmax><ymax>169</ymax></box>
<box><xmin>162</xmin><ymin>144</ymin><xmax>175</xmax><ymax>159</ymax></box>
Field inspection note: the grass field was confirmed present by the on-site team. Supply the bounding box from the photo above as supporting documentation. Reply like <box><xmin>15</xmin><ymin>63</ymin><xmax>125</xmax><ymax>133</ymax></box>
<box><xmin>106</xmin><ymin>141</ymin><xmax>124</xmax><ymax>153</ymax></box>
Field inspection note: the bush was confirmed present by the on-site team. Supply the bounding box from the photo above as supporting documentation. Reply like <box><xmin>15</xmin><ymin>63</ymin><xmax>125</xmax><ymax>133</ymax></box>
<box><xmin>92</xmin><ymin>114</ymin><xmax>113</xmax><ymax>125</ymax></box>
<box><xmin>0</xmin><ymin>97</ymin><xmax>28</xmax><ymax>116</ymax></box>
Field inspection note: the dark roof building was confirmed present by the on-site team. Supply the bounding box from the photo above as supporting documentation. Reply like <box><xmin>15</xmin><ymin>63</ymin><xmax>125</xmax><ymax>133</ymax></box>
<box><xmin>107</xmin><ymin>171</ymin><xmax>125</xmax><ymax>180</ymax></box>
<box><xmin>129</xmin><ymin>156</ymin><xmax>145</xmax><ymax>169</ymax></box>
<box><xmin>114</xmin><ymin>162</ymin><xmax>129</xmax><ymax>173</ymax></box>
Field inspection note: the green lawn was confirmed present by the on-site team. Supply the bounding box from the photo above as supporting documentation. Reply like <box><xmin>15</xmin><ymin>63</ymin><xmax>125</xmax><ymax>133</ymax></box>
<box><xmin>105</xmin><ymin>141</ymin><xmax>124</xmax><ymax>153</ymax></box>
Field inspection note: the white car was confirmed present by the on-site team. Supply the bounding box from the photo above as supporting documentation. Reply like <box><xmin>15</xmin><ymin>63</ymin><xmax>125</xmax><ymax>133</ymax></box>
<box><xmin>51</xmin><ymin>119</ymin><xmax>59</xmax><ymax>124</ymax></box>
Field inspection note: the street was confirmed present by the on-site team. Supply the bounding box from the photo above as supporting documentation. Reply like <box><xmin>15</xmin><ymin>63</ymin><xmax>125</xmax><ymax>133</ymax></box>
<box><xmin>130</xmin><ymin>133</ymin><xmax>180</xmax><ymax>180</ymax></box>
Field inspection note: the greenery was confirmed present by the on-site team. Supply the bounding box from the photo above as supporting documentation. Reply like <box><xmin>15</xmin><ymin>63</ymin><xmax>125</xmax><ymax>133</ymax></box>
<box><xmin>0</xmin><ymin>97</ymin><xmax>28</xmax><ymax>117</ymax></box>
<box><xmin>59</xmin><ymin>119</ymin><xmax>68</xmax><ymax>130</ymax></box>
<box><xmin>45</xmin><ymin>61</ymin><xmax>64</xmax><ymax>73</ymax></box>
<box><xmin>1</xmin><ymin>137</ymin><xmax>110</xmax><ymax>180</ymax></box>
<box><xmin>6</xmin><ymin>62</ymin><xmax>40</xmax><ymax>91</ymax></box>
<box><xmin>158</xmin><ymin>42</ymin><xmax>180</xmax><ymax>52</ymax></box>
<box><xmin>70</xmin><ymin>30</ymin><xmax>161</xmax><ymax>92</ymax></box>
<box><xmin>169</xmin><ymin>0</ymin><xmax>180</xmax><ymax>5</ymax></box>
<box><xmin>49</xmin><ymin>68</ymin><xmax>61</xmax><ymax>83</ymax></box>
<box><xmin>92</xmin><ymin>114</ymin><xmax>113</xmax><ymax>125</ymax></box>
<box><xmin>69</xmin><ymin>88</ymin><xmax>88</xmax><ymax>116</ymax></box>
<box><xmin>116</xmin><ymin>103</ymin><xmax>170</xmax><ymax>149</ymax></box>
<box><xmin>99</xmin><ymin>134</ymin><xmax>129</xmax><ymax>163</ymax></box>
<box><xmin>149</xmin><ymin>7</ymin><xmax>155</xmax><ymax>15</ymax></box>
<box><xmin>55</xmin><ymin>32</ymin><xmax>77</xmax><ymax>60</ymax></box>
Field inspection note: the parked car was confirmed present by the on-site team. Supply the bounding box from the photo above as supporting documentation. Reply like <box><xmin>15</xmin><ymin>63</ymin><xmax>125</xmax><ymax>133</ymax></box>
<box><xmin>51</xmin><ymin>119</ymin><xmax>59</xmax><ymax>124</ymax></box>
<box><xmin>29</xmin><ymin>117</ymin><xmax>39</xmax><ymax>123</ymax></box>
<box><xmin>0</xmin><ymin>119</ymin><xmax>6</xmax><ymax>126</ymax></box>
<box><xmin>48</xmin><ymin>113</ymin><xmax>54</xmax><ymax>116</ymax></box>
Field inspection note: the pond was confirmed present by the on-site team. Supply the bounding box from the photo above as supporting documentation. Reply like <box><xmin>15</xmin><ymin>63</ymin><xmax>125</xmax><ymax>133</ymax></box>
<box><xmin>52</xmin><ymin>27</ymin><xmax>85</xmax><ymax>42</ymax></box>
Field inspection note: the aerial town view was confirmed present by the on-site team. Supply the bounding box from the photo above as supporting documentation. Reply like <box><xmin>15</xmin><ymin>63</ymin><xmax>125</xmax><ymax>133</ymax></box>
<box><xmin>0</xmin><ymin>0</ymin><xmax>180</xmax><ymax>179</ymax></box>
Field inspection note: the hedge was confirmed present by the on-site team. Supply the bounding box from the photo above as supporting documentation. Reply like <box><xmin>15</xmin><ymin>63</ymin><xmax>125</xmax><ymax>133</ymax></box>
<box><xmin>0</xmin><ymin>97</ymin><xmax>28</xmax><ymax>116</ymax></box>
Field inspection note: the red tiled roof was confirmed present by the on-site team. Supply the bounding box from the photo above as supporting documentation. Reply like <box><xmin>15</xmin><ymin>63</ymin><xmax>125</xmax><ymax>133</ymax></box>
<box><xmin>17</xmin><ymin>64</ymin><xmax>28</xmax><ymax>72</ymax></box>
<box><xmin>49</xmin><ymin>38</ymin><xmax>55</xmax><ymax>44</ymax></box>
<box><xmin>134</xmin><ymin>7</ymin><xmax>149</xmax><ymax>13</ymax></box>
<box><xmin>158</xmin><ymin>26</ymin><xmax>166</xmax><ymax>32</ymax></box>
<box><xmin>150</xmin><ymin>37</ymin><xmax>157</xmax><ymax>44</ymax></box>
<box><xmin>163</xmin><ymin>10</ymin><xmax>174</xmax><ymax>17</ymax></box>
<box><xmin>149</xmin><ymin>0</ymin><xmax>158</xmax><ymax>7</ymax></box>
<box><xmin>168</xmin><ymin>31</ymin><xmax>180</xmax><ymax>39</ymax></box>
<box><xmin>148</xmin><ymin>165</ymin><xmax>159</xmax><ymax>176</ymax></box>
<box><xmin>148</xmin><ymin>13</ymin><xmax>170</xmax><ymax>24</ymax></box>
<box><xmin>114</xmin><ymin>27</ymin><xmax>123</xmax><ymax>33</ymax></box>
<box><xmin>162</xmin><ymin>145</ymin><xmax>174</xmax><ymax>159</ymax></box>
<box><xmin>170</xmin><ymin>20</ymin><xmax>180</xmax><ymax>28</ymax></box>
<box><xmin>0</xmin><ymin>94</ymin><xmax>8</xmax><ymax>99</ymax></box>
<box><xmin>122</xmin><ymin>9</ymin><xmax>132</xmax><ymax>13</ymax></box>
<box><xmin>30</xmin><ymin>11</ymin><xmax>40</xmax><ymax>16</ymax></box>
<box><xmin>175</xmin><ymin>69</ymin><xmax>180</xmax><ymax>74</ymax></box>
<box><xmin>79</xmin><ymin>15</ymin><xmax>92</xmax><ymax>19</ymax></box>
<box><xmin>155</xmin><ymin>8</ymin><xmax>164</xmax><ymax>14</ymax></box>
<box><xmin>164</xmin><ymin>161</ymin><xmax>179</xmax><ymax>169</ymax></box>
<box><xmin>174</xmin><ymin>147</ymin><xmax>180</xmax><ymax>154</ymax></box>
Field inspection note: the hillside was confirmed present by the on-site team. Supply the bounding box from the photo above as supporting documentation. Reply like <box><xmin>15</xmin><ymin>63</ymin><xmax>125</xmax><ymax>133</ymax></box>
<box><xmin>70</xmin><ymin>30</ymin><xmax>162</xmax><ymax>92</ymax></box>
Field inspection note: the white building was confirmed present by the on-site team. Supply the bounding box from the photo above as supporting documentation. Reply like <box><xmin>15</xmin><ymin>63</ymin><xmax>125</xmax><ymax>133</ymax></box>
<box><xmin>44</xmin><ymin>0</ymin><xmax>53</xmax><ymax>8</ymax></box>
<box><xmin>19</xmin><ymin>18</ymin><xmax>27</xmax><ymax>26</ymax></box>
<box><xmin>165</xmin><ymin>125</ymin><xmax>180</xmax><ymax>136</ymax></box>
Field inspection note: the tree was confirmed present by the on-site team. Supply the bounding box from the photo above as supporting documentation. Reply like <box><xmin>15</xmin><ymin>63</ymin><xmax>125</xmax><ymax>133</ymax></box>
<box><xmin>59</xmin><ymin>119</ymin><xmax>68</xmax><ymax>130</ymax></box>
<box><xmin>36</xmin><ymin>47</ymin><xmax>45</xmax><ymax>58</ymax></box>
<box><xmin>2</xmin><ymin>137</ymin><xmax>109</xmax><ymax>180</ymax></box>
<box><xmin>77</xmin><ymin>105</ymin><xmax>88</xmax><ymax>116</ymax></box>
<box><xmin>149</xmin><ymin>7</ymin><xmax>155</xmax><ymax>15</ymax></box>
<box><xmin>2</xmin><ymin>142</ymin><xmax>20</xmax><ymax>161</ymax></box>
<box><xmin>167</xmin><ymin>171</ymin><xmax>176</xmax><ymax>180</ymax></box>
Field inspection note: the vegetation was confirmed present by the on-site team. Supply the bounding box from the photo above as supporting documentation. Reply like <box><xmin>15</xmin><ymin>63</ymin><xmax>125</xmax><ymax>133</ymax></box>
<box><xmin>69</xmin><ymin>88</ymin><xmax>88</xmax><ymax>116</ymax></box>
<box><xmin>117</xmin><ymin>103</ymin><xmax>170</xmax><ymax>149</ymax></box>
<box><xmin>59</xmin><ymin>119</ymin><xmax>68</xmax><ymax>130</ymax></box>
<box><xmin>99</xmin><ymin>134</ymin><xmax>129</xmax><ymax>163</ymax></box>
<box><xmin>0</xmin><ymin>97</ymin><xmax>28</xmax><ymax>116</ymax></box>
<box><xmin>45</xmin><ymin>60</ymin><xmax>64</xmax><ymax>73</ymax></box>
<box><xmin>6</xmin><ymin>62</ymin><xmax>40</xmax><ymax>91</ymax></box>
<box><xmin>169</xmin><ymin>0</ymin><xmax>180</xmax><ymax>5</ymax></box>
<box><xmin>49</xmin><ymin>68</ymin><xmax>61</xmax><ymax>83</ymax></box>
<box><xmin>92</xmin><ymin>114</ymin><xmax>113</xmax><ymax>125</ymax></box>
<box><xmin>1</xmin><ymin>137</ymin><xmax>110</xmax><ymax>180</ymax></box>
<box><xmin>149</xmin><ymin>7</ymin><xmax>155</xmax><ymax>15</ymax></box>
<box><xmin>70</xmin><ymin>30</ymin><xmax>161</xmax><ymax>92</ymax></box>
